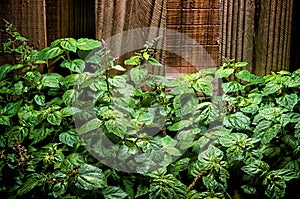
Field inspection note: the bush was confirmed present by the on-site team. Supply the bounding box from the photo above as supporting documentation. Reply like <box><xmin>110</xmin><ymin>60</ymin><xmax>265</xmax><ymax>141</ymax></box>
<box><xmin>0</xmin><ymin>26</ymin><xmax>299</xmax><ymax>198</ymax></box>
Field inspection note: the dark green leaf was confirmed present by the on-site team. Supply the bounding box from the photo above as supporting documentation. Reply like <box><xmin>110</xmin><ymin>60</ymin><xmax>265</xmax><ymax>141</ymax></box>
<box><xmin>102</xmin><ymin>186</ymin><xmax>128</xmax><ymax>199</ymax></box>
<box><xmin>59</xmin><ymin>130</ymin><xmax>79</xmax><ymax>147</ymax></box>
<box><xmin>47</xmin><ymin>111</ymin><xmax>63</xmax><ymax>125</ymax></box>
<box><xmin>17</xmin><ymin>176</ymin><xmax>40</xmax><ymax>195</ymax></box>
<box><xmin>3</xmin><ymin>100</ymin><xmax>22</xmax><ymax>117</ymax></box>
<box><xmin>0</xmin><ymin>115</ymin><xmax>10</xmax><ymax>126</ymax></box>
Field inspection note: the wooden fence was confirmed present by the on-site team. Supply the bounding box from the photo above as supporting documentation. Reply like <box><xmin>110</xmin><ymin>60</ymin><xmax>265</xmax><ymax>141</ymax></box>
<box><xmin>0</xmin><ymin>0</ymin><xmax>296</xmax><ymax>76</ymax></box>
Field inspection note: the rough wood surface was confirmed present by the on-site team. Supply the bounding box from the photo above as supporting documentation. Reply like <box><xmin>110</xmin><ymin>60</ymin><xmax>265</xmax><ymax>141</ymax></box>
<box><xmin>220</xmin><ymin>0</ymin><xmax>293</xmax><ymax>75</ymax></box>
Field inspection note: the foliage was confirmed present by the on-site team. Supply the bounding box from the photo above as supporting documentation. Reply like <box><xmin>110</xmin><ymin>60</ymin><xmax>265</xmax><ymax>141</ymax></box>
<box><xmin>0</xmin><ymin>26</ymin><xmax>300</xmax><ymax>198</ymax></box>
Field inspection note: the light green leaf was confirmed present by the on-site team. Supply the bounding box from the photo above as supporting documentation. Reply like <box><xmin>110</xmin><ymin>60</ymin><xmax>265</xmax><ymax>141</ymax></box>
<box><xmin>47</xmin><ymin>111</ymin><xmax>63</xmax><ymax>125</ymax></box>
<box><xmin>78</xmin><ymin>118</ymin><xmax>102</xmax><ymax>134</ymax></box>
<box><xmin>38</xmin><ymin>47</ymin><xmax>64</xmax><ymax>60</ymax></box>
<box><xmin>130</xmin><ymin>67</ymin><xmax>148</xmax><ymax>85</ymax></box>
<box><xmin>41</xmin><ymin>73</ymin><xmax>62</xmax><ymax>88</ymax></box>
<box><xmin>61</xmin><ymin>107</ymin><xmax>82</xmax><ymax>117</ymax></box>
<box><xmin>124</xmin><ymin>56</ymin><xmax>141</xmax><ymax>65</ymax></box>
<box><xmin>63</xmin><ymin>89</ymin><xmax>79</xmax><ymax>106</ymax></box>
<box><xmin>168</xmin><ymin>120</ymin><xmax>193</xmax><ymax>131</ymax></box>
<box><xmin>103</xmin><ymin>186</ymin><xmax>128</xmax><ymax>199</ymax></box>
<box><xmin>112</xmin><ymin>64</ymin><xmax>126</xmax><ymax>71</ymax></box>
<box><xmin>215</xmin><ymin>68</ymin><xmax>234</xmax><ymax>78</ymax></box>
<box><xmin>192</xmin><ymin>76</ymin><xmax>214</xmax><ymax>95</ymax></box>
<box><xmin>108</xmin><ymin>75</ymin><xmax>127</xmax><ymax>88</ymax></box>
<box><xmin>235</xmin><ymin>62</ymin><xmax>248</xmax><ymax>67</ymax></box>
<box><xmin>60</xmin><ymin>38</ymin><xmax>77</xmax><ymax>52</ymax></box>
<box><xmin>75</xmin><ymin>164</ymin><xmax>106</xmax><ymax>190</ymax></box>
<box><xmin>143</xmin><ymin>52</ymin><xmax>150</xmax><ymax>60</ymax></box>
<box><xmin>61</xmin><ymin>59</ymin><xmax>85</xmax><ymax>73</ymax></box>
<box><xmin>235</xmin><ymin>70</ymin><xmax>263</xmax><ymax>84</ymax></box>
<box><xmin>222</xmin><ymin>81</ymin><xmax>245</xmax><ymax>93</ymax></box>
<box><xmin>77</xmin><ymin>38</ymin><xmax>101</xmax><ymax>50</ymax></box>
<box><xmin>263</xmin><ymin>82</ymin><xmax>282</xmax><ymax>96</ymax></box>
<box><xmin>34</xmin><ymin>95</ymin><xmax>45</xmax><ymax>106</ymax></box>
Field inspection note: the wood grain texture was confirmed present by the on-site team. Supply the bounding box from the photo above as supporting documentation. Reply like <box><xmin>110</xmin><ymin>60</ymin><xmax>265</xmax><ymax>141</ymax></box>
<box><xmin>220</xmin><ymin>0</ymin><xmax>293</xmax><ymax>75</ymax></box>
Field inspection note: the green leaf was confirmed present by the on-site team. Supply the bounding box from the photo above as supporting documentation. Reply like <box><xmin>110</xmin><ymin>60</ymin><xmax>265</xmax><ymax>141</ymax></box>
<box><xmin>108</xmin><ymin>75</ymin><xmax>127</xmax><ymax>88</ymax></box>
<box><xmin>63</xmin><ymin>89</ymin><xmax>79</xmax><ymax>106</ymax></box>
<box><xmin>0</xmin><ymin>115</ymin><xmax>10</xmax><ymax>126</ymax></box>
<box><xmin>215</xmin><ymin>68</ymin><xmax>234</xmax><ymax>78</ymax></box>
<box><xmin>61</xmin><ymin>59</ymin><xmax>85</xmax><ymax>73</ymax></box>
<box><xmin>75</xmin><ymin>164</ymin><xmax>106</xmax><ymax>190</ymax></box>
<box><xmin>38</xmin><ymin>46</ymin><xmax>64</xmax><ymax>60</ymax></box>
<box><xmin>0</xmin><ymin>64</ymin><xmax>13</xmax><ymax>80</ymax></box>
<box><xmin>130</xmin><ymin>67</ymin><xmax>148</xmax><ymax>85</ymax></box>
<box><xmin>47</xmin><ymin>111</ymin><xmax>63</xmax><ymax>125</ymax></box>
<box><xmin>261</xmin><ymin>124</ymin><xmax>281</xmax><ymax>145</ymax></box>
<box><xmin>241</xmin><ymin>185</ymin><xmax>256</xmax><ymax>195</ymax></box>
<box><xmin>148</xmin><ymin>58</ymin><xmax>162</xmax><ymax>66</ymax></box>
<box><xmin>78</xmin><ymin>118</ymin><xmax>102</xmax><ymax>134</ymax></box>
<box><xmin>192</xmin><ymin>76</ymin><xmax>214</xmax><ymax>95</ymax></box>
<box><xmin>222</xmin><ymin>81</ymin><xmax>245</xmax><ymax>93</ymax></box>
<box><xmin>168</xmin><ymin>120</ymin><xmax>193</xmax><ymax>131</ymax></box>
<box><xmin>136</xmin><ymin>184</ymin><xmax>149</xmax><ymax>198</ymax></box>
<box><xmin>235</xmin><ymin>70</ymin><xmax>263</xmax><ymax>84</ymax></box>
<box><xmin>60</xmin><ymin>38</ymin><xmax>77</xmax><ymax>52</ymax></box>
<box><xmin>41</xmin><ymin>73</ymin><xmax>62</xmax><ymax>88</ymax></box>
<box><xmin>61</xmin><ymin>107</ymin><xmax>82</xmax><ymax>117</ymax></box>
<box><xmin>77</xmin><ymin>38</ymin><xmax>101</xmax><ymax>50</ymax></box>
<box><xmin>30</xmin><ymin>127</ymin><xmax>53</xmax><ymax>144</ymax></box>
<box><xmin>259</xmin><ymin>107</ymin><xmax>283</xmax><ymax>121</ymax></box>
<box><xmin>276</xmin><ymin>93</ymin><xmax>298</xmax><ymax>110</ymax></box>
<box><xmin>124</xmin><ymin>56</ymin><xmax>141</xmax><ymax>65</ymax></box>
<box><xmin>223</xmin><ymin>112</ymin><xmax>251</xmax><ymax>130</ymax></box>
<box><xmin>59</xmin><ymin>130</ymin><xmax>79</xmax><ymax>147</ymax></box>
<box><xmin>235</xmin><ymin>62</ymin><xmax>248</xmax><ymax>67</ymax></box>
<box><xmin>241</xmin><ymin>160</ymin><xmax>269</xmax><ymax>176</ymax></box>
<box><xmin>17</xmin><ymin>176</ymin><xmax>40</xmax><ymax>195</ymax></box>
<box><xmin>3</xmin><ymin>100</ymin><xmax>22</xmax><ymax>117</ymax></box>
<box><xmin>143</xmin><ymin>52</ymin><xmax>150</xmax><ymax>60</ymax></box>
<box><xmin>34</xmin><ymin>95</ymin><xmax>45</xmax><ymax>106</ymax></box>
<box><xmin>112</xmin><ymin>64</ymin><xmax>126</xmax><ymax>71</ymax></box>
<box><xmin>102</xmin><ymin>186</ymin><xmax>128</xmax><ymax>199</ymax></box>
<box><xmin>263</xmin><ymin>82</ymin><xmax>282</xmax><ymax>96</ymax></box>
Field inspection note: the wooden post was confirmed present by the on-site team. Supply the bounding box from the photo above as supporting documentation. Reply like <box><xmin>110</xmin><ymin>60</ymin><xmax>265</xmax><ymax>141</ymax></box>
<box><xmin>220</xmin><ymin>0</ymin><xmax>293</xmax><ymax>75</ymax></box>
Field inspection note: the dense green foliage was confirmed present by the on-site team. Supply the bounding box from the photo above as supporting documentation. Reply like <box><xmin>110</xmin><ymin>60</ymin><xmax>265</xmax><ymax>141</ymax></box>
<box><xmin>1</xmin><ymin>26</ymin><xmax>300</xmax><ymax>198</ymax></box>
